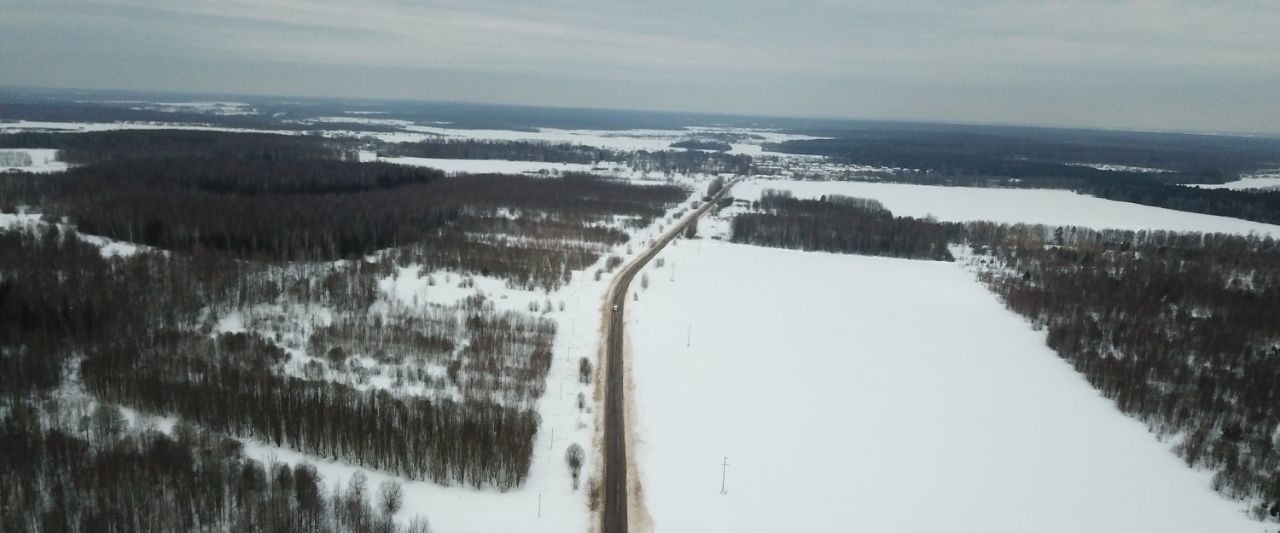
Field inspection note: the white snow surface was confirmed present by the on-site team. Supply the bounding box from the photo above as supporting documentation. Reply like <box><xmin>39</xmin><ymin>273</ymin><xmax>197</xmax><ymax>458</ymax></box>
<box><xmin>732</xmin><ymin>178</ymin><xmax>1280</xmax><ymax>236</ymax></box>
<box><xmin>629</xmin><ymin>240</ymin><xmax>1264</xmax><ymax>533</ymax></box>
<box><xmin>0</xmin><ymin>120</ymin><xmax>288</xmax><ymax>135</ymax></box>
<box><xmin>0</xmin><ymin>210</ymin><xmax>142</xmax><ymax>258</ymax></box>
<box><xmin>365</xmin><ymin>125</ymin><xmax>821</xmax><ymax>154</ymax></box>
<box><xmin>1066</xmin><ymin>162</ymin><xmax>1170</xmax><ymax>173</ymax></box>
<box><xmin>1187</xmin><ymin>172</ymin><xmax>1280</xmax><ymax>191</ymax></box>
<box><xmin>0</xmin><ymin>148</ymin><xmax>68</xmax><ymax>173</ymax></box>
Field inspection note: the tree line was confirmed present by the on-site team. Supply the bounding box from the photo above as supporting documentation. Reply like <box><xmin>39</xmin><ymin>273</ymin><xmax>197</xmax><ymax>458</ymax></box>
<box><xmin>1</xmin><ymin>405</ymin><xmax>433</xmax><ymax>533</ymax></box>
<box><xmin>730</xmin><ymin>190</ymin><xmax>953</xmax><ymax>261</ymax></box>
<box><xmin>670</xmin><ymin>139</ymin><xmax>732</xmax><ymax>152</ymax></box>
<box><xmin>376</xmin><ymin>139</ymin><xmax>620</xmax><ymax>164</ymax></box>
<box><xmin>0</xmin><ymin>222</ymin><xmax>545</xmax><ymax>492</ymax></box>
<box><xmin>81</xmin><ymin>335</ymin><xmax>540</xmax><ymax>491</ymax></box>
<box><xmin>0</xmin><ymin>130</ymin><xmax>354</xmax><ymax>165</ymax></box>
<box><xmin>29</xmin><ymin>154</ymin><xmax>683</xmax><ymax>289</ymax></box>
<box><xmin>962</xmin><ymin>223</ymin><xmax>1280</xmax><ymax>520</ymax></box>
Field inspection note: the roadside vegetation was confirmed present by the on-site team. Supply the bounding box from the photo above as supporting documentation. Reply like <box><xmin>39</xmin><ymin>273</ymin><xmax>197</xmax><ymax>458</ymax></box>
<box><xmin>0</xmin><ymin>129</ymin><xmax>691</xmax><ymax>528</ymax></box>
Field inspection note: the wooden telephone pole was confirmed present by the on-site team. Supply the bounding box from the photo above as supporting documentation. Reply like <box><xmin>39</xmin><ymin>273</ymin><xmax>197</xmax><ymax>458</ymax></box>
<box><xmin>720</xmin><ymin>456</ymin><xmax>730</xmax><ymax>495</ymax></box>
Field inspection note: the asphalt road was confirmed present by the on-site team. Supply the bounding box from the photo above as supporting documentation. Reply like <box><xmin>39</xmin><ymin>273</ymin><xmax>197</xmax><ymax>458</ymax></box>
<box><xmin>600</xmin><ymin>178</ymin><xmax>739</xmax><ymax>533</ymax></box>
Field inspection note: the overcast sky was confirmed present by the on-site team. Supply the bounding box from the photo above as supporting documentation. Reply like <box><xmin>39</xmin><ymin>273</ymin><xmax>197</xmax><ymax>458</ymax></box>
<box><xmin>2</xmin><ymin>0</ymin><xmax>1279</xmax><ymax>134</ymax></box>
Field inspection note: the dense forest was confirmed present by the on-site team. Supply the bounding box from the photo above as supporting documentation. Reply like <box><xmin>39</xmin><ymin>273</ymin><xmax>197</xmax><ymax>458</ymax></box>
<box><xmin>0</xmin><ymin>130</ymin><xmax>355</xmax><ymax>165</ymax></box>
<box><xmin>730</xmin><ymin>190</ymin><xmax>953</xmax><ymax>261</ymax></box>
<box><xmin>627</xmin><ymin>149</ymin><xmax>750</xmax><ymax>176</ymax></box>
<box><xmin>0</xmin><ymin>127</ymin><xmax>694</xmax><ymax>529</ymax></box>
<box><xmin>376</xmin><ymin>139</ymin><xmax>619</xmax><ymax>164</ymax></box>
<box><xmin>2</xmin><ymin>407</ymin><xmax>432</xmax><ymax>533</ymax></box>
<box><xmin>960</xmin><ymin>223</ymin><xmax>1280</xmax><ymax>520</ymax></box>
<box><xmin>767</xmin><ymin>127</ymin><xmax>1280</xmax><ymax>181</ymax></box>
<box><xmin>0</xmin><ymin>222</ymin><xmax>547</xmax><ymax>485</ymax></box>
<box><xmin>0</xmin><ymin>131</ymin><xmax>688</xmax><ymax>288</ymax></box>
<box><xmin>670</xmin><ymin>139</ymin><xmax>732</xmax><ymax>152</ymax></box>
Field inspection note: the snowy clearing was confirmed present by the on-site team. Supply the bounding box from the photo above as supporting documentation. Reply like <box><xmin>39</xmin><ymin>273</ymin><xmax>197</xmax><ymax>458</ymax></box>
<box><xmin>731</xmin><ymin>178</ymin><xmax>1280</xmax><ymax>236</ymax></box>
<box><xmin>1187</xmin><ymin>172</ymin><xmax>1280</xmax><ymax>191</ymax></box>
<box><xmin>0</xmin><ymin>148</ymin><xmax>68</xmax><ymax>173</ymax></box>
<box><xmin>0</xmin><ymin>210</ymin><xmax>142</xmax><ymax>257</ymax></box>
<box><xmin>1066</xmin><ymin>162</ymin><xmax>1169</xmax><ymax>173</ymax></box>
<box><xmin>629</xmin><ymin>240</ymin><xmax>1264</xmax><ymax>533</ymax></box>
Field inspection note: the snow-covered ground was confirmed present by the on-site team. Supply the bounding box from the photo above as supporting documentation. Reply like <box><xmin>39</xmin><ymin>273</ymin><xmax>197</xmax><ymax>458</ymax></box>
<box><xmin>1</xmin><ymin>119</ymin><xmax>816</xmax><ymax>163</ymax></box>
<box><xmin>239</xmin><ymin>261</ymin><xmax>606</xmax><ymax>533</ymax></box>
<box><xmin>1066</xmin><ymin>162</ymin><xmax>1170</xmax><ymax>173</ymax></box>
<box><xmin>628</xmin><ymin>240</ymin><xmax>1265</xmax><ymax>533</ymax></box>
<box><xmin>0</xmin><ymin>148</ymin><xmax>68</xmax><ymax>173</ymax></box>
<box><xmin>731</xmin><ymin>178</ymin><xmax>1280</xmax><ymax>236</ymax></box>
<box><xmin>359</xmin><ymin>125</ymin><xmax>820</xmax><ymax>155</ymax></box>
<box><xmin>0</xmin><ymin>209</ymin><xmax>141</xmax><ymax>257</ymax></box>
<box><xmin>1187</xmin><ymin>172</ymin><xmax>1280</xmax><ymax>191</ymax></box>
<box><xmin>0</xmin><ymin>120</ymin><xmax>287</xmax><ymax>135</ymax></box>
<box><xmin>229</xmin><ymin>186</ymin><xmax>708</xmax><ymax>532</ymax></box>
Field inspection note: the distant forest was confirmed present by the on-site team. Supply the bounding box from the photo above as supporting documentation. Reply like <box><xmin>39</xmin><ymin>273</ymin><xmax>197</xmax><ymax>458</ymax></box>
<box><xmin>0</xmin><ymin>130</ymin><xmax>354</xmax><ymax>165</ymax></box>
<box><xmin>670</xmin><ymin>139</ymin><xmax>732</xmax><ymax>152</ymax></box>
<box><xmin>763</xmin><ymin>130</ymin><xmax>1280</xmax><ymax>225</ymax></box>
<box><xmin>0</xmin><ymin>130</ymin><xmax>688</xmax><ymax>288</ymax></box>
<box><xmin>377</xmin><ymin>139</ymin><xmax>618</xmax><ymax>164</ymax></box>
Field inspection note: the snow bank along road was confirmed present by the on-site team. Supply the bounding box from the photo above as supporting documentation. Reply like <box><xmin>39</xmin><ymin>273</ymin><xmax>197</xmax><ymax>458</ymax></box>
<box><xmin>601</xmin><ymin>177</ymin><xmax>741</xmax><ymax>533</ymax></box>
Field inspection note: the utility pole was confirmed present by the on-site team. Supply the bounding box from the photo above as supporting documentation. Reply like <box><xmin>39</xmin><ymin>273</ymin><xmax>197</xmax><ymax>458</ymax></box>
<box><xmin>670</xmin><ymin>263</ymin><xmax>676</xmax><ymax>282</ymax></box>
<box><xmin>720</xmin><ymin>457</ymin><xmax>730</xmax><ymax>495</ymax></box>
<box><xmin>687</xmin><ymin>323</ymin><xmax>692</xmax><ymax>348</ymax></box>
<box><xmin>538</xmin><ymin>493</ymin><xmax>542</xmax><ymax>518</ymax></box>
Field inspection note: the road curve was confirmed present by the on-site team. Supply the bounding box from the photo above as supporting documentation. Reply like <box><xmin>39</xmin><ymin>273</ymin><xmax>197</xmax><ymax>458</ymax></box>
<box><xmin>599</xmin><ymin>177</ymin><xmax>740</xmax><ymax>533</ymax></box>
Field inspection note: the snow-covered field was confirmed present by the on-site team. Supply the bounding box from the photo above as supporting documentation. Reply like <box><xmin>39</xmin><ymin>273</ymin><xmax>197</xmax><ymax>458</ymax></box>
<box><xmin>385</xmin><ymin>125</ymin><xmax>819</xmax><ymax>155</ymax></box>
<box><xmin>1066</xmin><ymin>162</ymin><xmax>1169</xmax><ymax>173</ymax></box>
<box><xmin>628</xmin><ymin>240</ymin><xmax>1264</xmax><ymax>533</ymax></box>
<box><xmin>1187</xmin><ymin>172</ymin><xmax>1280</xmax><ymax>191</ymax></box>
<box><xmin>0</xmin><ymin>148</ymin><xmax>68</xmax><ymax>173</ymax></box>
<box><xmin>0</xmin><ymin>120</ymin><xmax>287</xmax><ymax>135</ymax></box>
<box><xmin>732</xmin><ymin>178</ymin><xmax>1280</xmax><ymax>236</ymax></box>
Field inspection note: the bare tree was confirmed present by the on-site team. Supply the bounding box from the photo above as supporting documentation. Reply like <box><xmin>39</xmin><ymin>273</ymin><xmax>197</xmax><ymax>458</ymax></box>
<box><xmin>565</xmin><ymin>444</ymin><xmax>585</xmax><ymax>489</ymax></box>
<box><xmin>379</xmin><ymin>479</ymin><xmax>403</xmax><ymax>516</ymax></box>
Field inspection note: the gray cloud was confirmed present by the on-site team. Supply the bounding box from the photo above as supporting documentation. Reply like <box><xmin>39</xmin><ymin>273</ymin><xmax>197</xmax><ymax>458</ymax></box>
<box><xmin>2</xmin><ymin>0</ymin><xmax>1278</xmax><ymax>133</ymax></box>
